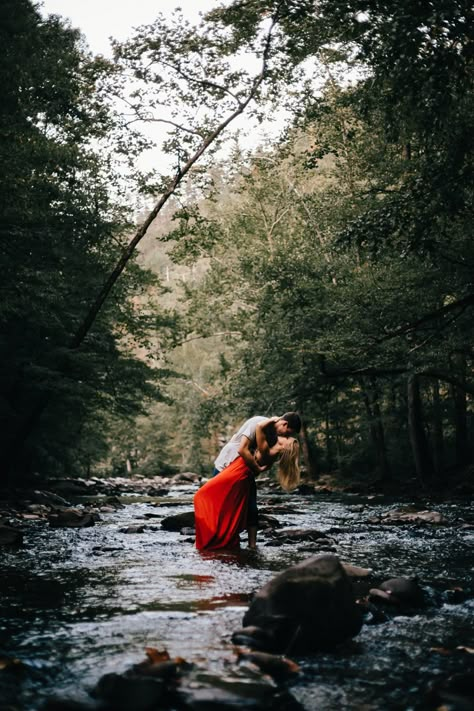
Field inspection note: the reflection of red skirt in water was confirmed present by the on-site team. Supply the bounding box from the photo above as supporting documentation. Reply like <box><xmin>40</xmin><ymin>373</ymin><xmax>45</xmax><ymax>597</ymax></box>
<box><xmin>194</xmin><ymin>456</ymin><xmax>252</xmax><ymax>550</ymax></box>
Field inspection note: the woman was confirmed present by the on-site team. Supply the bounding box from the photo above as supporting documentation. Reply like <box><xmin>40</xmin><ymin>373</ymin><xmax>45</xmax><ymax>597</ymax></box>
<box><xmin>194</xmin><ymin>418</ymin><xmax>300</xmax><ymax>551</ymax></box>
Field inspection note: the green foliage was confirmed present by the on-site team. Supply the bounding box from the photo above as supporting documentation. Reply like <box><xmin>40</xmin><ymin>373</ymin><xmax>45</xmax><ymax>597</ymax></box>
<box><xmin>165</xmin><ymin>62</ymin><xmax>473</xmax><ymax>479</ymax></box>
<box><xmin>2</xmin><ymin>0</ymin><xmax>472</xmax><ymax>485</ymax></box>
<box><xmin>0</xmin><ymin>1</ymin><xmax>165</xmax><ymax>480</ymax></box>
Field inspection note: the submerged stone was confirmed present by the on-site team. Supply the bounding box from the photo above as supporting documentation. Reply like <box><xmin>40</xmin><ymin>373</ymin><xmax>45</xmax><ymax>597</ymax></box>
<box><xmin>161</xmin><ymin>511</ymin><xmax>195</xmax><ymax>531</ymax></box>
<box><xmin>0</xmin><ymin>525</ymin><xmax>23</xmax><ymax>546</ymax></box>
<box><xmin>239</xmin><ymin>554</ymin><xmax>363</xmax><ymax>653</ymax></box>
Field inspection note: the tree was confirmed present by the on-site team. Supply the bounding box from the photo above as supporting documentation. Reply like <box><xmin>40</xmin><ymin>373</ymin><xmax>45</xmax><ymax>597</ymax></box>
<box><xmin>0</xmin><ymin>0</ymin><xmax>162</xmax><ymax>480</ymax></box>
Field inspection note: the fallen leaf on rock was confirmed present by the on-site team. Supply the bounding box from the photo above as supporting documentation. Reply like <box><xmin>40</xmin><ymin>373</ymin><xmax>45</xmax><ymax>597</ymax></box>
<box><xmin>429</xmin><ymin>647</ymin><xmax>453</xmax><ymax>655</ymax></box>
<box><xmin>0</xmin><ymin>654</ymin><xmax>24</xmax><ymax>671</ymax></box>
<box><xmin>235</xmin><ymin>648</ymin><xmax>300</xmax><ymax>679</ymax></box>
<box><xmin>456</xmin><ymin>646</ymin><xmax>474</xmax><ymax>654</ymax></box>
<box><xmin>145</xmin><ymin>647</ymin><xmax>170</xmax><ymax>663</ymax></box>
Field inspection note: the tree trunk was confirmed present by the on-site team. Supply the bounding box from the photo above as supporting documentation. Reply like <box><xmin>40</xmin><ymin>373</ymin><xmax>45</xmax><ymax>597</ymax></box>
<box><xmin>325</xmin><ymin>404</ymin><xmax>333</xmax><ymax>471</ymax></box>
<box><xmin>362</xmin><ymin>379</ymin><xmax>391</xmax><ymax>479</ymax></box>
<box><xmin>299</xmin><ymin>417</ymin><xmax>319</xmax><ymax>480</ymax></box>
<box><xmin>451</xmin><ymin>352</ymin><xmax>470</xmax><ymax>467</ymax></box>
<box><xmin>431</xmin><ymin>379</ymin><xmax>444</xmax><ymax>477</ymax></box>
<box><xmin>407</xmin><ymin>374</ymin><xmax>434</xmax><ymax>482</ymax></box>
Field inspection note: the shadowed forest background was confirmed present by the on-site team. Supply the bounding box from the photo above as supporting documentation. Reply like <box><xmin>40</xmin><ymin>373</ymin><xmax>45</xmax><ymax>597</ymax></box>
<box><xmin>1</xmin><ymin>0</ymin><xmax>473</xmax><ymax>491</ymax></box>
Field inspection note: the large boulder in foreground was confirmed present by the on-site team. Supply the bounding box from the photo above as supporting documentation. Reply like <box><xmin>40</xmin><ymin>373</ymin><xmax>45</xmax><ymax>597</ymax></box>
<box><xmin>236</xmin><ymin>554</ymin><xmax>362</xmax><ymax>653</ymax></box>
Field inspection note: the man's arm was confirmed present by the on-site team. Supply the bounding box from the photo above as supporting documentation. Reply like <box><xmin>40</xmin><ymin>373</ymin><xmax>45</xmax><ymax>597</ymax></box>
<box><xmin>238</xmin><ymin>435</ymin><xmax>266</xmax><ymax>475</ymax></box>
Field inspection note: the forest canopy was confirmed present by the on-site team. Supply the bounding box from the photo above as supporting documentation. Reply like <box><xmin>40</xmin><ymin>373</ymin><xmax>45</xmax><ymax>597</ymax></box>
<box><xmin>1</xmin><ymin>0</ymin><xmax>473</xmax><ymax>487</ymax></box>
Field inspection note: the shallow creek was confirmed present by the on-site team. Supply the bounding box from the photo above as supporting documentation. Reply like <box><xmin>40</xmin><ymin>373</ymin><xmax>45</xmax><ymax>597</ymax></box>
<box><xmin>1</xmin><ymin>487</ymin><xmax>473</xmax><ymax>710</ymax></box>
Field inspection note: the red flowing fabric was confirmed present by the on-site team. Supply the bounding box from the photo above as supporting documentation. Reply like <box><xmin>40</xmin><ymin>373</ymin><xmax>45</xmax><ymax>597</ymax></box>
<box><xmin>194</xmin><ymin>456</ymin><xmax>252</xmax><ymax>550</ymax></box>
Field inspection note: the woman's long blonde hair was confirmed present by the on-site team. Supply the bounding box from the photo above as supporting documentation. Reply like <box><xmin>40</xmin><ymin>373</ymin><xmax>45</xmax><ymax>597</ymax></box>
<box><xmin>277</xmin><ymin>438</ymin><xmax>301</xmax><ymax>491</ymax></box>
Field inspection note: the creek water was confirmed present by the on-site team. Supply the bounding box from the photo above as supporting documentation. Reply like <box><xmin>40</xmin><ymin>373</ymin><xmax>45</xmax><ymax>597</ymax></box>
<box><xmin>0</xmin><ymin>486</ymin><xmax>473</xmax><ymax>710</ymax></box>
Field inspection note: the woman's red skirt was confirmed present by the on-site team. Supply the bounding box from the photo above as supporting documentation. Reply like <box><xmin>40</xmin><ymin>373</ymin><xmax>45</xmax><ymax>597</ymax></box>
<box><xmin>194</xmin><ymin>456</ymin><xmax>252</xmax><ymax>550</ymax></box>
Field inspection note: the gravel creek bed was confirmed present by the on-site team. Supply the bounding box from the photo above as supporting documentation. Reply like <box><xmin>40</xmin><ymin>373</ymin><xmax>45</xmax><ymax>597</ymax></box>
<box><xmin>0</xmin><ymin>485</ymin><xmax>473</xmax><ymax>710</ymax></box>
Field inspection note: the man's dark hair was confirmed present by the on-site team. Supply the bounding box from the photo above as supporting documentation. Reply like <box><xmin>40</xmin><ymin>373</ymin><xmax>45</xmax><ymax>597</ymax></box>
<box><xmin>281</xmin><ymin>412</ymin><xmax>302</xmax><ymax>434</ymax></box>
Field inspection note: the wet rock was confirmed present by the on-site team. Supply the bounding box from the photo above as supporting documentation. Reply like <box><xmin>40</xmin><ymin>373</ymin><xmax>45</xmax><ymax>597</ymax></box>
<box><xmin>341</xmin><ymin>563</ymin><xmax>373</xmax><ymax>578</ymax></box>
<box><xmin>48</xmin><ymin>510</ymin><xmax>96</xmax><ymax>528</ymax></box>
<box><xmin>41</xmin><ymin>698</ymin><xmax>103</xmax><ymax>710</ymax></box>
<box><xmin>239</xmin><ymin>554</ymin><xmax>363</xmax><ymax>653</ymax></box>
<box><xmin>92</xmin><ymin>649</ymin><xmax>192</xmax><ymax>711</ymax></box>
<box><xmin>93</xmin><ymin>672</ymin><xmax>166</xmax><ymax>711</ymax></box>
<box><xmin>147</xmin><ymin>487</ymin><xmax>169</xmax><ymax>496</ymax></box>
<box><xmin>92</xmin><ymin>546</ymin><xmax>123</xmax><ymax>553</ymax></box>
<box><xmin>26</xmin><ymin>503</ymin><xmax>51</xmax><ymax>515</ymax></box>
<box><xmin>369</xmin><ymin>577</ymin><xmax>425</xmax><ymax>607</ymax></box>
<box><xmin>297</xmin><ymin>542</ymin><xmax>337</xmax><ymax>553</ymax></box>
<box><xmin>295</xmin><ymin>484</ymin><xmax>316</xmax><ymax>495</ymax></box>
<box><xmin>235</xmin><ymin>649</ymin><xmax>300</xmax><ymax>680</ymax></box>
<box><xmin>161</xmin><ymin>511</ymin><xmax>195</xmax><ymax>531</ymax></box>
<box><xmin>0</xmin><ymin>525</ymin><xmax>23</xmax><ymax>546</ymax></box>
<box><xmin>369</xmin><ymin>509</ymin><xmax>448</xmax><ymax>525</ymax></box>
<box><xmin>170</xmin><ymin>472</ymin><xmax>200</xmax><ymax>484</ymax></box>
<box><xmin>424</xmin><ymin>672</ymin><xmax>474</xmax><ymax>710</ymax></box>
<box><xmin>257</xmin><ymin>513</ymin><xmax>281</xmax><ymax>530</ymax></box>
<box><xmin>48</xmin><ymin>478</ymin><xmax>92</xmax><ymax>495</ymax></box>
<box><xmin>176</xmin><ymin>669</ymin><xmax>303</xmax><ymax>710</ymax></box>
<box><xmin>231</xmin><ymin>626</ymin><xmax>275</xmax><ymax>651</ymax></box>
<box><xmin>443</xmin><ymin>586</ymin><xmax>467</xmax><ymax>604</ymax></box>
<box><xmin>358</xmin><ymin>600</ymin><xmax>390</xmax><ymax>625</ymax></box>
<box><xmin>264</xmin><ymin>528</ymin><xmax>332</xmax><ymax>546</ymax></box>
<box><xmin>260</xmin><ymin>504</ymin><xmax>300</xmax><ymax>515</ymax></box>
<box><xmin>30</xmin><ymin>490</ymin><xmax>71</xmax><ymax>507</ymax></box>
<box><xmin>119</xmin><ymin>524</ymin><xmax>145</xmax><ymax>534</ymax></box>
<box><xmin>105</xmin><ymin>496</ymin><xmax>125</xmax><ymax>509</ymax></box>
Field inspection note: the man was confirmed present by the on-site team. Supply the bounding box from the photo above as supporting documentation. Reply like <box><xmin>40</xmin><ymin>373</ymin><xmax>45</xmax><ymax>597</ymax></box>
<box><xmin>213</xmin><ymin>412</ymin><xmax>301</xmax><ymax>548</ymax></box>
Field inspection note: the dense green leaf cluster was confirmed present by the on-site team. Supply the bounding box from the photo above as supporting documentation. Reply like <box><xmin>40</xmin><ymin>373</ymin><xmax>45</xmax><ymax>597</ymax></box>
<box><xmin>0</xmin><ymin>1</ymin><xmax>163</xmax><ymax>480</ymax></box>
<box><xmin>162</xmin><ymin>0</ymin><xmax>473</xmax><ymax>483</ymax></box>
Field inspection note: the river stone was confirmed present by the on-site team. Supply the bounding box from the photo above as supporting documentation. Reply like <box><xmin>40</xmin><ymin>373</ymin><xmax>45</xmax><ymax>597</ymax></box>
<box><xmin>105</xmin><ymin>495</ymin><xmax>125</xmax><ymax>509</ymax></box>
<box><xmin>41</xmin><ymin>698</ymin><xmax>101</xmax><ymax>710</ymax></box>
<box><xmin>0</xmin><ymin>525</ymin><xmax>23</xmax><ymax>546</ymax></box>
<box><xmin>257</xmin><ymin>513</ymin><xmax>281</xmax><ymax>530</ymax></box>
<box><xmin>120</xmin><ymin>524</ymin><xmax>146</xmax><ymax>534</ymax></box>
<box><xmin>265</xmin><ymin>528</ymin><xmax>332</xmax><ymax>545</ymax></box>
<box><xmin>341</xmin><ymin>563</ymin><xmax>373</xmax><ymax>578</ymax></box>
<box><xmin>377</xmin><ymin>509</ymin><xmax>447</xmax><ymax>525</ymax></box>
<box><xmin>176</xmin><ymin>670</ymin><xmax>303</xmax><ymax>710</ymax></box>
<box><xmin>170</xmin><ymin>472</ymin><xmax>200</xmax><ymax>484</ymax></box>
<box><xmin>235</xmin><ymin>650</ymin><xmax>300</xmax><ymax>680</ymax></box>
<box><xmin>93</xmin><ymin>672</ymin><xmax>165</xmax><ymax>711</ymax></box>
<box><xmin>424</xmin><ymin>671</ymin><xmax>474</xmax><ymax>710</ymax></box>
<box><xmin>296</xmin><ymin>542</ymin><xmax>337</xmax><ymax>553</ymax></box>
<box><xmin>295</xmin><ymin>484</ymin><xmax>316</xmax><ymax>495</ymax></box>
<box><xmin>48</xmin><ymin>478</ymin><xmax>91</xmax><ymax>494</ymax></box>
<box><xmin>31</xmin><ymin>489</ymin><xmax>71</xmax><ymax>507</ymax></box>
<box><xmin>369</xmin><ymin>577</ymin><xmax>425</xmax><ymax>606</ymax></box>
<box><xmin>147</xmin><ymin>487</ymin><xmax>169</xmax><ymax>496</ymax></box>
<box><xmin>48</xmin><ymin>510</ymin><xmax>95</xmax><ymax>528</ymax></box>
<box><xmin>161</xmin><ymin>511</ymin><xmax>195</xmax><ymax>531</ymax></box>
<box><xmin>239</xmin><ymin>554</ymin><xmax>363</xmax><ymax>653</ymax></box>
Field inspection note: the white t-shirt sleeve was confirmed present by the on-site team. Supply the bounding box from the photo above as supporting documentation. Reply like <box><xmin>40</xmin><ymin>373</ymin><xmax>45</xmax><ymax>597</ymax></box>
<box><xmin>214</xmin><ymin>415</ymin><xmax>267</xmax><ymax>471</ymax></box>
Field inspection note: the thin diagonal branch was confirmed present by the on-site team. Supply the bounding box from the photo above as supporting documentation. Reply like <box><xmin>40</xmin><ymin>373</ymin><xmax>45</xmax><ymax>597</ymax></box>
<box><xmin>70</xmin><ymin>14</ymin><xmax>280</xmax><ymax>350</ymax></box>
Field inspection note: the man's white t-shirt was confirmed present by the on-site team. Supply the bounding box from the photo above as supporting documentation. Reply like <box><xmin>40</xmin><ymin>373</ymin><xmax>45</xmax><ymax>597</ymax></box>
<box><xmin>214</xmin><ymin>415</ymin><xmax>267</xmax><ymax>472</ymax></box>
